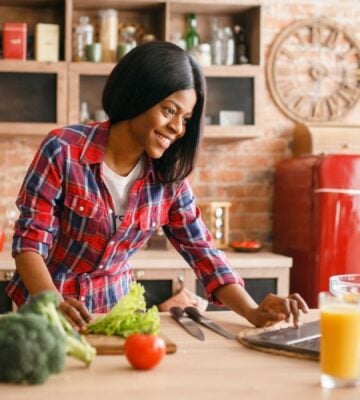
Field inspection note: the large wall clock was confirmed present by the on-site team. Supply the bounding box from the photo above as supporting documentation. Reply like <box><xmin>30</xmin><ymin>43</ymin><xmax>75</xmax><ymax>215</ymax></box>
<box><xmin>267</xmin><ymin>18</ymin><xmax>360</xmax><ymax>123</ymax></box>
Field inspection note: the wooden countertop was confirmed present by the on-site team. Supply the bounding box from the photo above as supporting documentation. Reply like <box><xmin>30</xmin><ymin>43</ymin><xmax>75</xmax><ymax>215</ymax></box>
<box><xmin>0</xmin><ymin>249</ymin><xmax>292</xmax><ymax>272</ymax></box>
<box><xmin>1</xmin><ymin>310</ymin><xmax>358</xmax><ymax>400</ymax></box>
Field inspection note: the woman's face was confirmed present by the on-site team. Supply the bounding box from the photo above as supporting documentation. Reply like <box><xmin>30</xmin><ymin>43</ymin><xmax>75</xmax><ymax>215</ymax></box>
<box><xmin>128</xmin><ymin>88</ymin><xmax>197</xmax><ymax>159</ymax></box>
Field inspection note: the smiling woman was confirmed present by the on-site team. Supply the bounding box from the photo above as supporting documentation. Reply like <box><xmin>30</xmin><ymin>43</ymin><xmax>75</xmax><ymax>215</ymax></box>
<box><xmin>7</xmin><ymin>41</ymin><xmax>308</xmax><ymax>333</ymax></box>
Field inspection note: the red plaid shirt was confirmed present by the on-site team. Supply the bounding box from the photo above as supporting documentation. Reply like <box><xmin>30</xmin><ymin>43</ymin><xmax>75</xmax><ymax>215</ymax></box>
<box><xmin>6</xmin><ymin>122</ymin><xmax>243</xmax><ymax>312</ymax></box>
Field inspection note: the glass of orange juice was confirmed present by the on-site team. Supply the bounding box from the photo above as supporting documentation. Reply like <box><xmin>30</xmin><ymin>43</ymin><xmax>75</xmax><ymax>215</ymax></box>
<box><xmin>319</xmin><ymin>291</ymin><xmax>360</xmax><ymax>388</ymax></box>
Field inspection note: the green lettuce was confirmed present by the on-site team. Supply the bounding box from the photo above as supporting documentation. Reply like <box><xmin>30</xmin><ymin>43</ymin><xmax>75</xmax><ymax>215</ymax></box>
<box><xmin>86</xmin><ymin>283</ymin><xmax>160</xmax><ymax>337</ymax></box>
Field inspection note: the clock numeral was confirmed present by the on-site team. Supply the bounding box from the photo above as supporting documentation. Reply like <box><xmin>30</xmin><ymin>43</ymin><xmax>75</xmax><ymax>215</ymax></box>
<box><xmin>312</xmin><ymin>99</ymin><xmax>328</xmax><ymax>120</ymax></box>
<box><xmin>293</xmin><ymin>96</ymin><xmax>308</xmax><ymax>112</ymax></box>
<box><xmin>294</xmin><ymin>31</ymin><xmax>307</xmax><ymax>47</ymax></box>
<box><xmin>311</xmin><ymin>23</ymin><xmax>322</xmax><ymax>45</ymax></box>
<box><xmin>277</xmin><ymin>80</ymin><xmax>296</xmax><ymax>97</ymax></box>
<box><xmin>326</xmin><ymin>30</ymin><xmax>341</xmax><ymax>49</ymax></box>
<box><xmin>338</xmin><ymin>85</ymin><xmax>359</xmax><ymax>104</ymax></box>
<box><xmin>326</xmin><ymin>96</ymin><xmax>341</xmax><ymax>117</ymax></box>
<box><xmin>280</xmin><ymin>48</ymin><xmax>296</xmax><ymax>61</ymax></box>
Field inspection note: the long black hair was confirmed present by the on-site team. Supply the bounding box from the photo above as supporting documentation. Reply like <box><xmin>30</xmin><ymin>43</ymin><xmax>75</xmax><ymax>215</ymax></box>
<box><xmin>102</xmin><ymin>41</ymin><xmax>206</xmax><ymax>184</ymax></box>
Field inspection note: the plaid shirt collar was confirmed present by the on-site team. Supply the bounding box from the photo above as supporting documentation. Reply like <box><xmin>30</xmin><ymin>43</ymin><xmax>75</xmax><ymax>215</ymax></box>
<box><xmin>79</xmin><ymin>120</ymin><xmax>156</xmax><ymax>182</ymax></box>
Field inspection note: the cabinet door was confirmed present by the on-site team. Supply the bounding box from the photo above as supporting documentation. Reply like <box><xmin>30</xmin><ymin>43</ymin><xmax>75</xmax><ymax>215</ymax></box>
<box><xmin>134</xmin><ymin>267</ymin><xmax>191</xmax><ymax>308</ymax></box>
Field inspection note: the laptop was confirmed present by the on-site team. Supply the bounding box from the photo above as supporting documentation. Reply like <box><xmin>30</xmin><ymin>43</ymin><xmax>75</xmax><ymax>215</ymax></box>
<box><xmin>241</xmin><ymin>321</ymin><xmax>320</xmax><ymax>359</ymax></box>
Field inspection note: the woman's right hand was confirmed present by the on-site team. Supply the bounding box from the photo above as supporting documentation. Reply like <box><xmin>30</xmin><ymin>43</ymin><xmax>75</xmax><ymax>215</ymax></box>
<box><xmin>59</xmin><ymin>297</ymin><xmax>92</xmax><ymax>332</ymax></box>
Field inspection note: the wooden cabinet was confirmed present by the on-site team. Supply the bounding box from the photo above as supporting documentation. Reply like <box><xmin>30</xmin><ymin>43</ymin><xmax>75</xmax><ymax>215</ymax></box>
<box><xmin>0</xmin><ymin>250</ymin><xmax>292</xmax><ymax>312</ymax></box>
<box><xmin>292</xmin><ymin>123</ymin><xmax>360</xmax><ymax>156</ymax></box>
<box><xmin>0</xmin><ymin>0</ymin><xmax>263</xmax><ymax>139</ymax></box>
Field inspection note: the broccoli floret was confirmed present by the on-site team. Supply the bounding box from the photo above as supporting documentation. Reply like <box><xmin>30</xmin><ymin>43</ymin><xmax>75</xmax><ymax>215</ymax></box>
<box><xmin>0</xmin><ymin>313</ymin><xmax>66</xmax><ymax>384</ymax></box>
<box><xmin>19</xmin><ymin>291</ymin><xmax>96</xmax><ymax>366</ymax></box>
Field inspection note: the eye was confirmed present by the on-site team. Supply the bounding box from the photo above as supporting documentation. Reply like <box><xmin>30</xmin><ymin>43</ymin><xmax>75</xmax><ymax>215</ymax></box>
<box><xmin>163</xmin><ymin>106</ymin><xmax>176</xmax><ymax>116</ymax></box>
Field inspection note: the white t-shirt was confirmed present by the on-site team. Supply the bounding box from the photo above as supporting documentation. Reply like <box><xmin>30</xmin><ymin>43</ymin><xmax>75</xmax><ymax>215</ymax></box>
<box><xmin>102</xmin><ymin>157</ymin><xmax>143</xmax><ymax>229</ymax></box>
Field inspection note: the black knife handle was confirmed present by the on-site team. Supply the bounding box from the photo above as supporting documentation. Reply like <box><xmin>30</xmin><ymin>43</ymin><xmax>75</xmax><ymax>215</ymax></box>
<box><xmin>184</xmin><ymin>306</ymin><xmax>202</xmax><ymax>322</ymax></box>
<box><xmin>169</xmin><ymin>306</ymin><xmax>184</xmax><ymax>320</ymax></box>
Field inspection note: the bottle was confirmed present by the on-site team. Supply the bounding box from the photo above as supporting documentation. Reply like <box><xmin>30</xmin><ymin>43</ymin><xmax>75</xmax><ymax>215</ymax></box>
<box><xmin>99</xmin><ymin>9</ymin><xmax>118</xmax><ymax>62</ymax></box>
<box><xmin>210</xmin><ymin>18</ymin><xmax>223</xmax><ymax>65</ymax></box>
<box><xmin>74</xmin><ymin>16</ymin><xmax>94</xmax><ymax>61</ymax></box>
<box><xmin>80</xmin><ymin>101</ymin><xmax>90</xmax><ymax>123</ymax></box>
<box><xmin>223</xmin><ymin>26</ymin><xmax>235</xmax><ymax>65</ymax></box>
<box><xmin>184</xmin><ymin>13</ymin><xmax>200</xmax><ymax>52</ymax></box>
<box><xmin>234</xmin><ymin>25</ymin><xmax>249</xmax><ymax>64</ymax></box>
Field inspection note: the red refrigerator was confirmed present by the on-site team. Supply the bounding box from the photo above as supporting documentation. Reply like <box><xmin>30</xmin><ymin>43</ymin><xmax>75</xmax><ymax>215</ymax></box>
<box><xmin>273</xmin><ymin>154</ymin><xmax>360</xmax><ymax>307</ymax></box>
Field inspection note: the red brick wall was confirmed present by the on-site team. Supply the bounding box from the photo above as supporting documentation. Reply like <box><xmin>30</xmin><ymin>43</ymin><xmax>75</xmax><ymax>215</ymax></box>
<box><xmin>0</xmin><ymin>0</ymin><xmax>359</xmax><ymax>250</ymax></box>
<box><xmin>192</xmin><ymin>0</ymin><xmax>360</xmax><ymax>246</ymax></box>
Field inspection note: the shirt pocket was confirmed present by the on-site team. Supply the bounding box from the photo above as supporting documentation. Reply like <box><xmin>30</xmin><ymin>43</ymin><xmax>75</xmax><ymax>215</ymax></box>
<box><xmin>62</xmin><ymin>195</ymin><xmax>105</xmax><ymax>241</ymax></box>
<box><xmin>139</xmin><ymin>209</ymin><xmax>169</xmax><ymax>232</ymax></box>
<box><xmin>132</xmin><ymin>209</ymin><xmax>169</xmax><ymax>247</ymax></box>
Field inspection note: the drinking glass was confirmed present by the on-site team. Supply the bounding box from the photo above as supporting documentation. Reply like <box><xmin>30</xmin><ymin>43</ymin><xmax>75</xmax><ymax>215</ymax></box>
<box><xmin>330</xmin><ymin>274</ymin><xmax>360</xmax><ymax>301</ymax></box>
<box><xmin>319</xmin><ymin>291</ymin><xmax>360</xmax><ymax>388</ymax></box>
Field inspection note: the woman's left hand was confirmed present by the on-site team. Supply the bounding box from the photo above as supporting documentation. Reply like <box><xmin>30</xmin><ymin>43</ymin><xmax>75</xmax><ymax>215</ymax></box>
<box><xmin>248</xmin><ymin>293</ymin><xmax>309</xmax><ymax>328</ymax></box>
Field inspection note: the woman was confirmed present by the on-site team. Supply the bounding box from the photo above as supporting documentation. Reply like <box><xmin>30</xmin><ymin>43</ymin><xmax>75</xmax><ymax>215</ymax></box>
<box><xmin>7</xmin><ymin>41</ymin><xmax>307</xmax><ymax>330</ymax></box>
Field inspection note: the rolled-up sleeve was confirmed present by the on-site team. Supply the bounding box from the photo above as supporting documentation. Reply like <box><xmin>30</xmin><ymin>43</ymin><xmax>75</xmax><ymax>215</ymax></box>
<box><xmin>12</xmin><ymin>134</ymin><xmax>64</xmax><ymax>260</ymax></box>
<box><xmin>163</xmin><ymin>179</ymin><xmax>244</xmax><ymax>306</ymax></box>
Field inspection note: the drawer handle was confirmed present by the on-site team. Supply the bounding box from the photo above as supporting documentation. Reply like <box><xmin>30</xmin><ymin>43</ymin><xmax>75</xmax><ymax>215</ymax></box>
<box><xmin>177</xmin><ymin>273</ymin><xmax>184</xmax><ymax>284</ymax></box>
<box><xmin>4</xmin><ymin>271</ymin><xmax>14</xmax><ymax>280</ymax></box>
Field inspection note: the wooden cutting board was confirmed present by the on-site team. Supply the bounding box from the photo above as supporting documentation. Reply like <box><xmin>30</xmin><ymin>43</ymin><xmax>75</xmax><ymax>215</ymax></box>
<box><xmin>86</xmin><ymin>332</ymin><xmax>177</xmax><ymax>355</ymax></box>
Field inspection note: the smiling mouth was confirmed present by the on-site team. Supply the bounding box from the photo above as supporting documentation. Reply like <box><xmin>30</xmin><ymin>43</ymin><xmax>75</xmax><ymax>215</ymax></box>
<box><xmin>155</xmin><ymin>131</ymin><xmax>172</xmax><ymax>148</ymax></box>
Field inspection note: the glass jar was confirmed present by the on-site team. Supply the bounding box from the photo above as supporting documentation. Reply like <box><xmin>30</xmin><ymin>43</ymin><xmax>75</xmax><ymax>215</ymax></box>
<box><xmin>116</xmin><ymin>25</ymin><xmax>137</xmax><ymax>61</ymax></box>
<box><xmin>99</xmin><ymin>9</ymin><xmax>118</xmax><ymax>62</ymax></box>
<box><xmin>193</xmin><ymin>43</ymin><xmax>211</xmax><ymax>67</ymax></box>
<box><xmin>74</xmin><ymin>16</ymin><xmax>94</xmax><ymax>61</ymax></box>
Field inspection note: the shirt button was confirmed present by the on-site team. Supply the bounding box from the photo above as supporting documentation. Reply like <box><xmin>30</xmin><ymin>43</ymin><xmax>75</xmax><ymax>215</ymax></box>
<box><xmin>109</xmin><ymin>209</ymin><xmax>113</xmax><ymax>214</ymax></box>
<box><xmin>99</xmin><ymin>264</ymin><xmax>104</xmax><ymax>269</ymax></box>
<box><xmin>109</xmin><ymin>241</ymin><xmax>115</xmax><ymax>246</ymax></box>
<box><xmin>80</xmin><ymin>296</ymin><xmax>86</xmax><ymax>302</ymax></box>
<box><xmin>152</xmin><ymin>222</ymin><xmax>157</xmax><ymax>228</ymax></box>
<box><xmin>79</xmin><ymin>206</ymin><xmax>84</xmax><ymax>212</ymax></box>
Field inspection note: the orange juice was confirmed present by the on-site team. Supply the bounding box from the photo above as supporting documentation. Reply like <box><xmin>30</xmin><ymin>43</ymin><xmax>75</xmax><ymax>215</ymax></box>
<box><xmin>321</xmin><ymin>304</ymin><xmax>360</xmax><ymax>379</ymax></box>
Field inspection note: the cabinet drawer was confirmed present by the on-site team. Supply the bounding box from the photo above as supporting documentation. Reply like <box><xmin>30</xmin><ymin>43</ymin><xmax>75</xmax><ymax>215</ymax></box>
<box><xmin>293</xmin><ymin>124</ymin><xmax>360</xmax><ymax>155</ymax></box>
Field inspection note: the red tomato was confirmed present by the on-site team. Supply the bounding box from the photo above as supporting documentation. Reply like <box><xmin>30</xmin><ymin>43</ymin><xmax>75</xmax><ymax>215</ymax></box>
<box><xmin>124</xmin><ymin>334</ymin><xmax>166</xmax><ymax>370</ymax></box>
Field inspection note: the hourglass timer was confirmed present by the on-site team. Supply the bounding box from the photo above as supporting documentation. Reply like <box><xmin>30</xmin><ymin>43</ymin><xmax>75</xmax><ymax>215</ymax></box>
<box><xmin>197</xmin><ymin>201</ymin><xmax>231</xmax><ymax>248</ymax></box>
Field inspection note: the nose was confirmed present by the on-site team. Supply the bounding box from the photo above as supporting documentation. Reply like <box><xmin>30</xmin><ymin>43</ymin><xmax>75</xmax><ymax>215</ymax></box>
<box><xmin>167</xmin><ymin>116</ymin><xmax>184</xmax><ymax>137</ymax></box>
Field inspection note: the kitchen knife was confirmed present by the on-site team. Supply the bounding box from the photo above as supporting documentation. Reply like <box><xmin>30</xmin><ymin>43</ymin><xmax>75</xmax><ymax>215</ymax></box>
<box><xmin>184</xmin><ymin>306</ymin><xmax>236</xmax><ymax>340</ymax></box>
<box><xmin>169</xmin><ymin>306</ymin><xmax>205</xmax><ymax>341</ymax></box>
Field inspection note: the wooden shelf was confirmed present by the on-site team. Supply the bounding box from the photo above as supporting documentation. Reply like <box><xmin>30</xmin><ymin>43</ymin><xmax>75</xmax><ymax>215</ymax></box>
<box><xmin>0</xmin><ymin>0</ymin><xmax>263</xmax><ymax>139</ymax></box>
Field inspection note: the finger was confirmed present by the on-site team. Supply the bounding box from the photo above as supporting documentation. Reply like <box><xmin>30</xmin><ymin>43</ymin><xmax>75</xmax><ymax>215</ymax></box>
<box><xmin>277</xmin><ymin>297</ymin><xmax>291</xmax><ymax>322</ymax></box>
<box><xmin>60</xmin><ymin>301</ymin><xmax>87</xmax><ymax>331</ymax></box>
<box><xmin>256</xmin><ymin>309</ymin><xmax>285</xmax><ymax>328</ymax></box>
<box><xmin>288</xmin><ymin>293</ymin><xmax>309</xmax><ymax>313</ymax></box>
<box><xmin>67</xmin><ymin>298</ymin><xmax>93</xmax><ymax>323</ymax></box>
<box><xmin>289</xmin><ymin>298</ymin><xmax>300</xmax><ymax>327</ymax></box>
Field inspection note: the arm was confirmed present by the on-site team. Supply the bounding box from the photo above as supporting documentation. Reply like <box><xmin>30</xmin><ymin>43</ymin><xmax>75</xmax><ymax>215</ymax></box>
<box><xmin>15</xmin><ymin>251</ymin><xmax>91</xmax><ymax>331</ymax></box>
<box><xmin>163</xmin><ymin>180</ymin><xmax>308</xmax><ymax>327</ymax></box>
<box><xmin>12</xmin><ymin>134</ymin><xmax>91</xmax><ymax>330</ymax></box>
<box><xmin>15</xmin><ymin>252</ymin><xmax>58</xmax><ymax>294</ymax></box>
<box><xmin>214</xmin><ymin>283</ymin><xmax>309</xmax><ymax>328</ymax></box>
